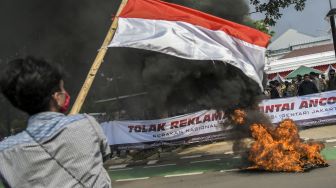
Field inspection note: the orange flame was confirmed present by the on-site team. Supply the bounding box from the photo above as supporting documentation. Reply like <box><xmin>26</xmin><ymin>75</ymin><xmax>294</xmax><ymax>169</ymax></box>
<box><xmin>232</xmin><ymin>110</ymin><xmax>328</xmax><ymax>172</ymax></box>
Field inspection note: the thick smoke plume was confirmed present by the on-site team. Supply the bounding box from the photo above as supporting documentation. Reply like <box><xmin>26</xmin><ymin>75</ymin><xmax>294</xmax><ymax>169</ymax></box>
<box><xmin>167</xmin><ymin>0</ymin><xmax>249</xmax><ymax>23</ymax></box>
<box><xmin>0</xmin><ymin>0</ymin><xmax>262</xmax><ymax>135</ymax></box>
<box><xmin>142</xmin><ymin>55</ymin><xmax>263</xmax><ymax>115</ymax></box>
<box><xmin>0</xmin><ymin>0</ymin><xmax>120</xmax><ymax>134</ymax></box>
<box><xmin>0</xmin><ymin>0</ymin><xmax>121</xmax><ymax>92</ymax></box>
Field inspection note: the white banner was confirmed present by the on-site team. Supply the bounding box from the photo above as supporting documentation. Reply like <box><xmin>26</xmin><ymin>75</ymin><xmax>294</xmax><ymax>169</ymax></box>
<box><xmin>259</xmin><ymin>91</ymin><xmax>336</xmax><ymax>126</ymax></box>
<box><xmin>101</xmin><ymin>110</ymin><xmax>230</xmax><ymax>147</ymax></box>
<box><xmin>101</xmin><ymin>91</ymin><xmax>336</xmax><ymax>148</ymax></box>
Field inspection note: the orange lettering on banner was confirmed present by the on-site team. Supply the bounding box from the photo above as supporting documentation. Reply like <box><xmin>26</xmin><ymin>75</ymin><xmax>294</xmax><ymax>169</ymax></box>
<box><xmin>170</xmin><ymin>121</ymin><xmax>179</xmax><ymax>129</ymax></box>
<box><xmin>265</xmin><ymin>105</ymin><xmax>274</xmax><ymax>113</ymax></box>
<box><xmin>299</xmin><ymin>101</ymin><xmax>308</xmax><ymax>109</ymax></box>
<box><xmin>211</xmin><ymin>112</ymin><xmax>223</xmax><ymax>121</ymax></box>
<box><xmin>128</xmin><ymin>126</ymin><xmax>134</xmax><ymax>132</ymax></box>
<box><xmin>148</xmin><ymin>124</ymin><xmax>156</xmax><ymax>132</ymax></box>
<box><xmin>196</xmin><ymin>117</ymin><xmax>202</xmax><ymax>124</ymax></box>
<box><xmin>179</xmin><ymin>119</ymin><xmax>187</xmax><ymax>127</ymax></box>
<box><xmin>134</xmin><ymin>125</ymin><xmax>142</xmax><ymax>132</ymax></box>
<box><xmin>187</xmin><ymin>117</ymin><xmax>195</xmax><ymax>125</ymax></box>
<box><xmin>157</xmin><ymin>123</ymin><xmax>165</xmax><ymax>131</ymax></box>
<box><xmin>281</xmin><ymin>103</ymin><xmax>290</xmax><ymax>111</ymax></box>
<box><xmin>327</xmin><ymin>97</ymin><xmax>336</xmax><ymax>105</ymax></box>
<box><xmin>309</xmin><ymin>99</ymin><xmax>319</xmax><ymax>107</ymax></box>
<box><xmin>274</xmin><ymin>104</ymin><xmax>282</xmax><ymax>111</ymax></box>
<box><xmin>141</xmin><ymin>125</ymin><xmax>148</xmax><ymax>132</ymax></box>
<box><xmin>319</xmin><ymin>98</ymin><xmax>327</xmax><ymax>106</ymax></box>
<box><xmin>203</xmin><ymin>114</ymin><xmax>211</xmax><ymax>122</ymax></box>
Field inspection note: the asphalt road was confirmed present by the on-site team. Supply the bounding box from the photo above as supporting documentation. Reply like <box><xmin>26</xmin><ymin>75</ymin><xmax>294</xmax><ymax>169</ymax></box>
<box><xmin>113</xmin><ymin>160</ymin><xmax>336</xmax><ymax>188</ymax></box>
<box><xmin>0</xmin><ymin>144</ymin><xmax>335</xmax><ymax>188</ymax></box>
<box><xmin>111</xmin><ymin>143</ymin><xmax>336</xmax><ymax>188</ymax></box>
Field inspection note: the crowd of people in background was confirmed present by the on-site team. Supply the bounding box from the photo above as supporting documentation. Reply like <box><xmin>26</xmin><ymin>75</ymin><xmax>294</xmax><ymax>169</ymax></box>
<box><xmin>265</xmin><ymin>69</ymin><xmax>336</xmax><ymax>99</ymax></box>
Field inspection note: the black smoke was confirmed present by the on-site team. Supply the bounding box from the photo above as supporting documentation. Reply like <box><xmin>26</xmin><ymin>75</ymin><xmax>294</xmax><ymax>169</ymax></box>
<box><xmin>0</xmin><ymin>0</ymin><xmax>121</xmax><ymax>91</ymax></box>
<box><xmin>167</xmin><ymin>0</ymin><xmax>250</xmax><ymax>23</ymax></box>
<box><xmin>0</xmin><ymin>0</ymin><xmax>265</xmax><ymax>135</ymax></box>
<box><xmin>142</xmin><ymin>55</ymin><xmax>263</xmax><ymax>116</ymax></box>
<box><xmin>0</xmin><ymin>0</ymin><xmax>121</xmax><ymax>134</ymax></box>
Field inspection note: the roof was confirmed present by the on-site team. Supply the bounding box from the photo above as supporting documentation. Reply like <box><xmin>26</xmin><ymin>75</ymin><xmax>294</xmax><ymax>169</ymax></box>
<box><xmin>280</xmin><ymin>43</ymin><xmax>334</xmax><ymax>59</ymax></box>
<box><xmin>289</xmin><ymin>35</ymin><xmax>331</xmax><ymax>46</ymax></box>
<box><xmin>268</xmin><ymin>29</ymin><xmax>316</xmax><ymax>51</ymax></box>
<box><xmin>285</xmin><ymin>66</ymin><xmax>323</xmax><ymax>79</ymax></box>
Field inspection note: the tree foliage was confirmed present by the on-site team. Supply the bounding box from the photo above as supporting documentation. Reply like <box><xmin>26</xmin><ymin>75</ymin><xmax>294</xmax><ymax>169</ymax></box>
<box><xmin>253</xmin><ymin>20</ymin><xmax>275</xmax><ymax>36</ymax></box>
<box><xmin>250</xmin><ymin>0</ymin><xmax>306</xmax><ymax>26</ymax></box>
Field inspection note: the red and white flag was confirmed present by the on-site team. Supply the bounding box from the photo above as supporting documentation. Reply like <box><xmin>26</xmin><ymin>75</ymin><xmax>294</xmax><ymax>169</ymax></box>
<box><xmin>109</xmin><ymin>0</ymin><xmax>271</xmax><ymax>88</ymax></box>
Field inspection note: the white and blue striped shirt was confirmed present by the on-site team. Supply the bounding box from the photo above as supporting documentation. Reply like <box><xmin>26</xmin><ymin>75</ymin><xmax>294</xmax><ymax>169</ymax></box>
<box><xmin>0</xmin><ymin>112</ymin><xmax>111</xmax><ymax>188</ymax></box>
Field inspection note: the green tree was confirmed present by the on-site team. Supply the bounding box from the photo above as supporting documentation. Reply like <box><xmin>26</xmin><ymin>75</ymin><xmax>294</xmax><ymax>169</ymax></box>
<box><xmin>250</xmin><ymin>0</ymin><xmax>306</xmax><ymax>26</ymax></box>
<box><xmin>167</xmin><ymin>0</ymin><xmax>307</xmax><ymax>26</ymax></box>
<box><xmin>253</xmin><ymin>20</ymin><xmax>275</xmax><ymax>36</ymax></box>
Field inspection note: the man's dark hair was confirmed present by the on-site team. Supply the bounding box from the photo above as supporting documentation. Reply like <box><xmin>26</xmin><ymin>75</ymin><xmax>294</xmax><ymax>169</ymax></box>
<box><xmin>329</xmin><ymin>69</ymin><xmax>335</xmax><ymax>74</ymax></box>
<box><xmin>0</xmin><ymin>57</ymin><xmax>63</xmax><ymax>115</ymax></box>
<box><xmin>304</xmin><ymin>74</ymin><xmax>309</xmax><ymax>77</ymax></box>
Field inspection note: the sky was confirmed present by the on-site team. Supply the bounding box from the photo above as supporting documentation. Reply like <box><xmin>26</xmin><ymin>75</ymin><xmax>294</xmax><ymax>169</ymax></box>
<box><xmin>249</xmin><ymin>0</ymin><xmax>335</xmax><ymax>39</ymax></box>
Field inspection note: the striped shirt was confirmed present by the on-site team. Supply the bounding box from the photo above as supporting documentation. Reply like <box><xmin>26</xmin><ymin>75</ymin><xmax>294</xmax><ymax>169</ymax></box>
<box><xmin>0</xmin><ymin>112</ymin><xmax>111</xmax><ymax>188</ymax></box>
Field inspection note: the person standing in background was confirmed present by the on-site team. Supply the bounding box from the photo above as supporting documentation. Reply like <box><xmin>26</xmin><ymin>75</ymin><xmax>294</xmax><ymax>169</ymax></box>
<box><xmin>320</xmin><ymin>74</ymin><xmax>327</xmax><ymax>92</ymax></box>
<box><xmin>283</xmin><ymin>81</ymin><xmax>295</xmax><ymax>97</ymax></box>
<box><xmin>298</xmin><ymin>74</ymin><xmax>318</xmax><ymax>96</ymax></box>
<box><xmin>269</xmin><ymin>81</ymin><xmax>280</xmax><ymax>99</ymax></box>
<box><xmin>294</xmin><ymin>74</ymin><xmax>303</xmax><ymax>96</ymax></box>
<box><xmin>310</xmin><ymin>72</ymin><xmax>321</xmax><ymax>92</ymax></box>
<box><xmin>327</xmin><ymin>69</ymin><xmax>336</xmax><ymax>91</ymax></box>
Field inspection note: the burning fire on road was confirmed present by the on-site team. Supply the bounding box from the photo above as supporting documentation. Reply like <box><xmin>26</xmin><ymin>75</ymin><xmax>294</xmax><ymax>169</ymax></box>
<box><xmin>232</xmin><ymin>109</ymin><xmax>328</xmax><ymax>172</ymax></box>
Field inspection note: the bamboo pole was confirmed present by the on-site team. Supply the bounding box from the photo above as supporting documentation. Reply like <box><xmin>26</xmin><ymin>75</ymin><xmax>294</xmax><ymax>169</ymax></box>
<box><xmin>69</xmin><ymin>0</ymin><xmax>129</xmax><ymax>114</ymax></box>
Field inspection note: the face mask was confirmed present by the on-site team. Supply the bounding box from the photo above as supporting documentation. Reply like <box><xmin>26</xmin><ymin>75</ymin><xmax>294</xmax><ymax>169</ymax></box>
<box><xmin>60</xmin><ymin>92</ymin><xmax>71</xmax><ymax>113</ymax></box>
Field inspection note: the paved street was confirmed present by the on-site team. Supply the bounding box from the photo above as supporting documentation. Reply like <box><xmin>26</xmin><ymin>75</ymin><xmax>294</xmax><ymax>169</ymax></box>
<box><xmin>0</xmin><ymin>144</ymin><xmax>335</xmax><ymax>188</ymax></box>
<box><xmin>113</xmin><ymin>160</ymin><xmax>336</xmax><ymax>188</ymax></box>
<box><xmin>110</xmin><ymin>142</ymin><xmax>336</xmax><ymax>188</ymax></box>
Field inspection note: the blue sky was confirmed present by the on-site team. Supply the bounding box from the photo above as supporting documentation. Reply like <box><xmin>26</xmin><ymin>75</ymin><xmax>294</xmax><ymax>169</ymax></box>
<box><xmin>249</xmin><ymin>0</ymin><xmax>335</xmax><ymax>39</ymax></box>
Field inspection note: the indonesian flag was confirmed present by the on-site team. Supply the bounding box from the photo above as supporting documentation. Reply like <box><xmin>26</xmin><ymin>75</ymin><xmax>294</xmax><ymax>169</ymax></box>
<box><xmin>109</xmin><ymin>0</ymin><xmax>271</xmax><ymax>88</ymax></box>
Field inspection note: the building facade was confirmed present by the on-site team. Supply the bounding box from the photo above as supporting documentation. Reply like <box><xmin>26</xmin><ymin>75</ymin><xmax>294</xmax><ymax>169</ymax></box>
<box><xmin>265</xmin><ymin>29</ymin><xmax>336</xmax><ymax>80</ymax></box>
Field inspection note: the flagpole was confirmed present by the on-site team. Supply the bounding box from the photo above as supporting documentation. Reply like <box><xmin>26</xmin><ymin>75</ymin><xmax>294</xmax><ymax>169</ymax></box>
<box><xmin>69</xmin><ymin>0</ymin><xmax>129</xmax><ymax>115</ymax></box>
